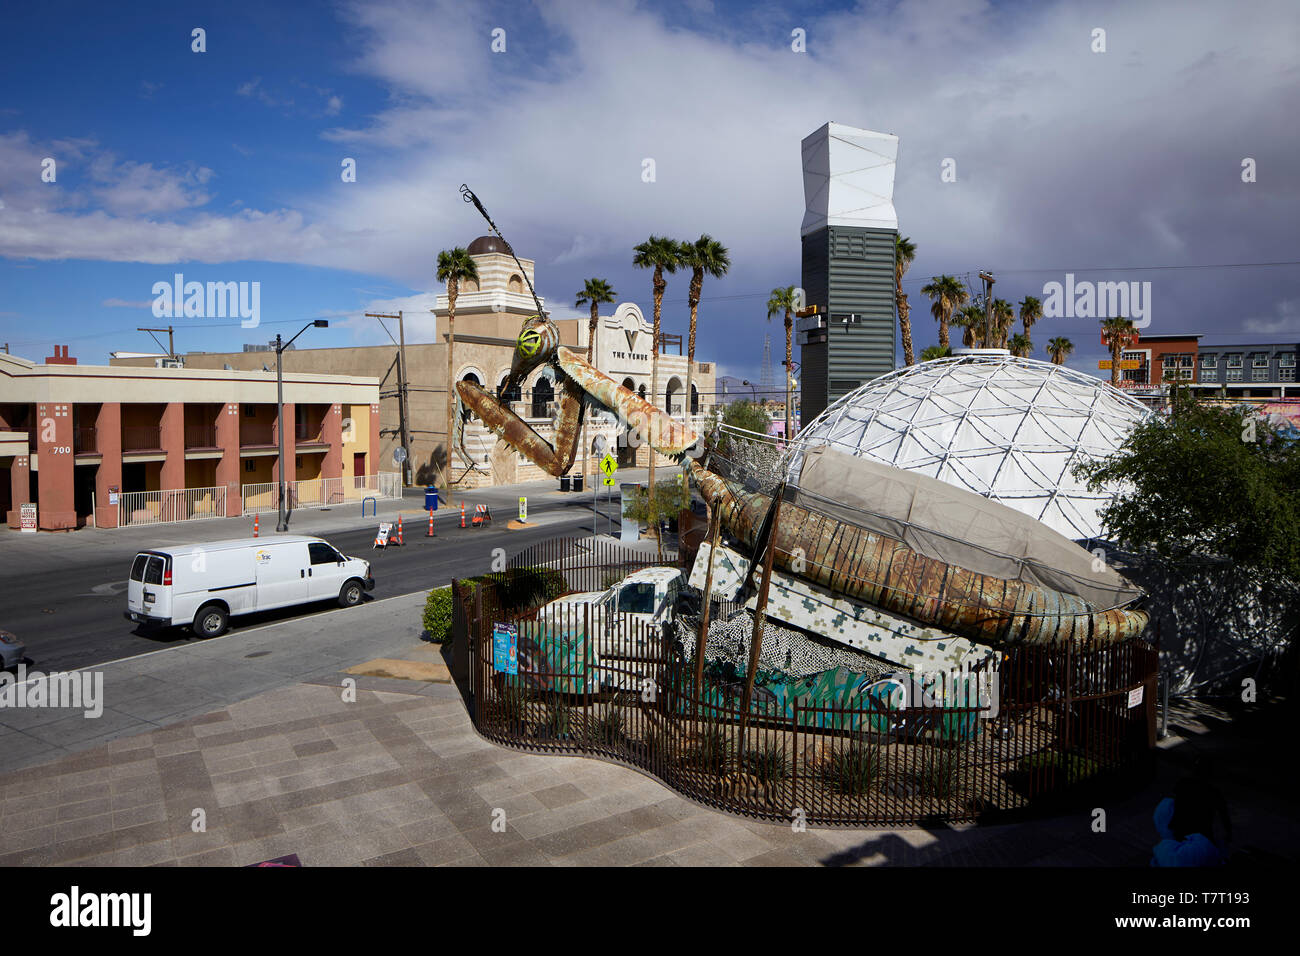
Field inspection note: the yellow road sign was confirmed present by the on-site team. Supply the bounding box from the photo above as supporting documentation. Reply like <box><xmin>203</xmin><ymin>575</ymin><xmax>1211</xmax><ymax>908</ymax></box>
<box><xmin>600</xmin><ymin>454</ymin><xmax>617</xmax><ymax>477</ymax></box>
<box><xmin>1099</xmin><ymin>359</ymin><xmax>1139</xmax><ymax>370</ymax></box>
<box><xmin>603</xmin><ymin>475</ymin><xmax>616</xmax><ymax>486</ymax></box>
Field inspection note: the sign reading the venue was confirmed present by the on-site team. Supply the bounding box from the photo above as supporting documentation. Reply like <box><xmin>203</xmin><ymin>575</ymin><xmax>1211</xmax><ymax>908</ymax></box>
<box><xmin>492</xmin><ymin>623</ymin><xmax>518</xmax><ymax>675</ymax></box>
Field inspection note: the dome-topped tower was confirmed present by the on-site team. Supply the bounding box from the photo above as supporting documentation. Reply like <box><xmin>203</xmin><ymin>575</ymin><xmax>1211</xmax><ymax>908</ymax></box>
<box><xmin>466</xmin><ymin>235</ymin><xmax>510</xmax><ymax>256</ymax></box>
<box><xmin>787</xmin><ymin>352</ymin><xmax>1152</xmax><ymax>540</ymax></box>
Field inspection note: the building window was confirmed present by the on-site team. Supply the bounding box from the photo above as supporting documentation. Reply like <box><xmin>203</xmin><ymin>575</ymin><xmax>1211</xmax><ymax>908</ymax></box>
<box><xmin>1281</xmin><ymin>367</ymin><xmax>1296</xmax><ymax>382</ymax></box>
<box><xmin>1281</xmin><ymin>353</ymin><xmax>1296</xmax><ymax>368</ymax></box>
<box><xmin>1201</xmin><ymin>368</ymin><xmax>1218</xmax><ymax>382</ymax></box>
<box><xmin>1201</xmin><ymin>354</ymin><xmax>1216</xmax><ymax>368</ymax></box>
<box><xmin>508</xmin><ymin>274</ymin><xmax>524</xmax><ymax>293</ymax></box>
<box><xmin>1226</xmin><ymin>354</ymin><xmax>1242</xmax><ymax>369</ymax></box>
<box><xmin>244</xmin><ymin>406</ymin><xmax>256</xmax><ymax>417</ymax></box>
<box><xmin>245</xmin><ymin>460</ymin><xmax>256</xmax><ymax>472</ymax></box>
<box><xmin>531</xmin><ymin>377</ymin><xmax>554</xmax><ymax>419</ymax></box>
<box><xmin>1252</xmin><ymin>353</ymin><xmax>1269</xmax><ymax>367</ymax></box>
<box><xmin>1227</xmin><ymin>368</ymin><xmax>1243</xmax><ymax>382</ymax></box>
<box><xmin>1252</xmin><ymin>366</ymin><xmax>1268</xmax><ymax>381</ymax></box>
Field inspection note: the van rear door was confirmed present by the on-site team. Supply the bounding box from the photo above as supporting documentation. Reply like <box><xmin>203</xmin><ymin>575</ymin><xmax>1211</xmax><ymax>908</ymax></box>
<box><xmin>127</xmin><ymin>552</ymin><xmax>172</xmax><ymax>622</ymax></box>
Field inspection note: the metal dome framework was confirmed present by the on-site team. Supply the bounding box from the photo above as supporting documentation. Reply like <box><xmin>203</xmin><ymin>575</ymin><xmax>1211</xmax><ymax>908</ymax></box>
<box><xmin>788</xmin><ymin>352</ymin><xmax>1152</xmax><ymax>541</ymax></box>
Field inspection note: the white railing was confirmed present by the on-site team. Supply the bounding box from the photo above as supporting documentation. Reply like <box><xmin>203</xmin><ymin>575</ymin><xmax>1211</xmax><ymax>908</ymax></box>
<box><xmin>111</xmin><ymin>473</ymin><xmax>401</xmax><ymax>527</ymax></box>
<box><xmin>118</xmin><ymin>485</ymin><xmax>227</xmax><ymax>527</ymax></box>
<box><xmin>241</xmin><ymin>472</ymin><xmax>402</xmax><ymax>515</ymax></box>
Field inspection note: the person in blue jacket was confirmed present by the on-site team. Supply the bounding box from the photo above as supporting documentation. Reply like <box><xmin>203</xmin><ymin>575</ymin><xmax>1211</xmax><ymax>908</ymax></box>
<box><xmin>1151</xmin><ymin>764</ymin><xmax>1231</xmax><ymax>866</ymax></box>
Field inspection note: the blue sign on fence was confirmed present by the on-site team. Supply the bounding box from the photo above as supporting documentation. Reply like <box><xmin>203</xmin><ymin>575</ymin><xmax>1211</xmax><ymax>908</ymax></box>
<box><xmin>492</xmin><ymin>623</ymin><xmax>518</xmax><ymax>675</ymax></box>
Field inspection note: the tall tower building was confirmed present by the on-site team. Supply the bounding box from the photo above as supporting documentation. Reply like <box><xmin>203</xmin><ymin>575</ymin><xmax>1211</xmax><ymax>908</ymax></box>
<box><xmin>797</xmin><ymin>122</ymin><xmax>899</xmax><ymax>426</ymax></box>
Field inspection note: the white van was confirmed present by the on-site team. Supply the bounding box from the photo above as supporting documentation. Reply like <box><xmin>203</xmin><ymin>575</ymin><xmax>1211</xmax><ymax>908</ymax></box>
<box><xmin>125</xmin><ymin>536</ymin><xmax>374</xmax><ymax>637</ymax></box>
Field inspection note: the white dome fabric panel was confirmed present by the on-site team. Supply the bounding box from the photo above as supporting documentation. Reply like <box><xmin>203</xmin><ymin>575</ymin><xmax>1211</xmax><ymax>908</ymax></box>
<box><xmin>788</xmin><ymin>353</ymin><xmax>1152</xmax><ymax>540</ymax></box>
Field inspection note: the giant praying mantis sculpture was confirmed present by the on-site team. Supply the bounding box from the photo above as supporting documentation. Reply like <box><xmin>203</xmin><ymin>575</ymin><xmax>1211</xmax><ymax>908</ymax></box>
<box><xmin>454</xmin><ymin>313</ymin><xmax>1150</xmax><ymax>648</ymax></box>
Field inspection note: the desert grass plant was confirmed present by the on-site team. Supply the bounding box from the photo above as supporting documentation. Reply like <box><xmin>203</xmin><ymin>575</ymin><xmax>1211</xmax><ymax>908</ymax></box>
<box><xmin>915</xmin><ymin>747</ymin><xmax>963</xmax><ymax>799</ymax></box>
<box><xmin>827</xmin><ymin>743</ymin><xmax>880</xmax><ymax>796</ymax></box>
<box><xmin>544</xmin><ymin>693</ymin><xmax>572</xmax><ymax>740</ymax></box>
<box><xmin>685</xmin><ymin>725</ymin><xmax>732</xmax><ymax>774</ymax></box>
<box><xmin>594</xmin><ymin>706</ymin><xmax>626</xmax><ymax>746</ymax></box>
<box><xmin>741</xmin><ymin>742</ymin><xmax>789</xmax><ymax>784</ymax></box>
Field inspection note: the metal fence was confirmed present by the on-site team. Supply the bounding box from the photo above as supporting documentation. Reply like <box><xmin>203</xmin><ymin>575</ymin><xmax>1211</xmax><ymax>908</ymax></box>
<box><xmin>454</xmin><ymin>539</ymin><xmax>1159</xmax><ymax>827</ymax></box>
<box><xmin>112</xmin><ymin>472</ymin><xmax>401</xmax><ymax>527</ymax></box>
<box><xmin>240</xmin><ymin>472</ymin><xmax>402</xmax><ymax>515</ymax></box>
<box><xmin>118</xmin><ymin>485</ymin><xmax>227</xmax><ymax>527</ymax></box>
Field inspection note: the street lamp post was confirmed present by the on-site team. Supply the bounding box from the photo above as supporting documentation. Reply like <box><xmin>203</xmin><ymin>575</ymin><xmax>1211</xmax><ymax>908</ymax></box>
<box><xmin>276</xmin><ymin>319</ymin><xmax>330</xmax><ymax>532</ymax></box>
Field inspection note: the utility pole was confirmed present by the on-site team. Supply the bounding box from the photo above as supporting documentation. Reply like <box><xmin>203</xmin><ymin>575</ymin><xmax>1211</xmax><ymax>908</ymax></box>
<box><xmin>978</xmin><ymin>271</ymin><xmax>995</xmax><ymax>348</ymax></box>
<box><xmin>138</xmin><ymin>326</ymin><xmax>176</xmax><ymax>362</ymax></box>
<box><xmin>366</xmin><ymin>311</ymin><xmax>410</xmax><ymax>487</ymax></box>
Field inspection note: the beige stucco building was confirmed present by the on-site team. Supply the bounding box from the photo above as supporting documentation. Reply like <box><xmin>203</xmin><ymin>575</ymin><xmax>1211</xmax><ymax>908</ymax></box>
<box><xmin>112</xmin><ymin>237</ymin><xmax>718</xmax><ymax>490</ymax></box>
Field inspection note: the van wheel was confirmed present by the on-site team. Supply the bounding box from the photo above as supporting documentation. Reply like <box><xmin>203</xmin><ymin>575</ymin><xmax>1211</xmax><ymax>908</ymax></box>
<box><xmin>194</xmin><ymin>604</ymin><xmax>229</xmax><ymax>638</ymax></box>
<box><xmin>339</xmin><ymin>580</ymin><xmax>364</xmax><ymax>608</ymax></box>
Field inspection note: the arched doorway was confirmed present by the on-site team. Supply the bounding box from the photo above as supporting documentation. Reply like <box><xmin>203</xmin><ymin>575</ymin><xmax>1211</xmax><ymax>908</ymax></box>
<box><xmin>665</xmin><ymin>377</ymin><xmax>683</xmax><ymax>416</ymax></box>
<box><xmin>691</xmin><ymin>384</ymin><xmax>699</xmax><ymax>416</ymax></box>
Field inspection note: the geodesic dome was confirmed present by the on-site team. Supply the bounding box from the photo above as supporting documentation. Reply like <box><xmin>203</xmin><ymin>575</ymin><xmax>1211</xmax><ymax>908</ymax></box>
<box><xmin>787</xmin><ymin>351</ymin><xmax>1152</xmax><ymax>541</ymax></box>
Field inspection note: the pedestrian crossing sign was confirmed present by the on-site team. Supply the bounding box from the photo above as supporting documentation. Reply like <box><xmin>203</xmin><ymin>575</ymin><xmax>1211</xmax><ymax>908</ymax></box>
<box><xmin>600</xmin><ymin>454</ymin><xmax>617</xmax><ymax>478</ymax></box>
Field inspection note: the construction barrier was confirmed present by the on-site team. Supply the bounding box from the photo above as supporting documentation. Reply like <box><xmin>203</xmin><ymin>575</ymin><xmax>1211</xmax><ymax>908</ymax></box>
<box><xmin>472</xmin><ymin>504</ymin><xmax>492</xmax><ymax>527</ymax></box>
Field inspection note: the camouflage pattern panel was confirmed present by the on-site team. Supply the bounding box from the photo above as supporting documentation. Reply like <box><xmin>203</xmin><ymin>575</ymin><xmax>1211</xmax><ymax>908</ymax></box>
<box><xmin>690</xmin><ymin>543</ymin><xmax>995</xmax><ymax>672</ymax></box>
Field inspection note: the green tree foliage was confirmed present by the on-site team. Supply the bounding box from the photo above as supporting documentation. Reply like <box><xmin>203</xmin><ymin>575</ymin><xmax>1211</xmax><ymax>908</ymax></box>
<box><xmin>622</xmin><ymin>475</ymin><xmax>692</xmax><ymax>530</ymax></box>
<box><xmin>1074</xmin><ymin>390</ymin><xmax>1300</xmax><ymax>581</ymax></box>
<box><xmin>716</xmin><ymin>399</ymin><xmax>772</xmax><ymax>460</ymax></box>
<box><xmin>920</xmin><ymin>344</ymin><xmax>954</xmax><ymax>362</ymax></box>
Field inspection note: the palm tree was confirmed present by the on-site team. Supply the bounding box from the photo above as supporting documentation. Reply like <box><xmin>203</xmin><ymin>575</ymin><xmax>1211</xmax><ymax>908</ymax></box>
<box><xmin>766</xmin><ymin>285</ymin><xmax>799</xmax><ymax>440</ymax></box>
<box><xmin>632</xmin><ymin>235</ymin><xmax>683</xmax><ymax>530</ymax></box>
<box><xmin>894</xmin><ymin>236</ymin><xmax>917</xmax><ymax>365</ymax></box>
<box><xmin>921</xmin><ymin>275</ymin><xmax>968</xmax><ymax>351</ymax></box>
<box><xmin>992</xmin><ymin>299</ymin><xmax>1015</xmax><ymax>349</ymax></box>
<box><xmin>1018</xmin><ymin>295</ymin><xmax>1043</xmax><ymax>345</ymax></box>
<box><xmin>679</xmin><ymin>235</ymin><xmax>730</xmax><ymax>424</ymax></box>
<box><xmin>1046</xmin><ymin>336</ymin><xmax>1074</xmax><ymax>365</ymax></box>
<box><xmin>953</xmin><ymin>303</ymin><xmax>985</xmax><ymax>348</ymax></box>
<box><xmin>1008</xmin><ymin>333</ymin><xmax>1033</xmax><ymax>359</ymax></box>
<box><xmin>1101</xmin><ymin>317</ymin><xmax>1137</xmax><ymax>387</ymax></box>
<box><xmin>575</xmin><ymin>278</ymin><xmax>617</xmax><ymax>363</ymax></box>
<box><xmin>920</xmin><ymin>344</ymin><xmax>953</xmax><ymax>362</ymax></box>
<box><xmin>436</xmin><ymin>247</ymin><xmax>479</xmax><ymax>486</ymax></box>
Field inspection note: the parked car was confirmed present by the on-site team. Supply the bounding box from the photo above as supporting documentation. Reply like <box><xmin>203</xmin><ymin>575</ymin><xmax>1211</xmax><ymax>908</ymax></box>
<box><xmin>125</xmin><ymin>536</ymin><xmax>374</xmax><ymax>637</ymax></box>
<box><xmin>0</xmin><ymin>629</ymin><xmax>25</xmax><ymax>670</ymax></box>
<box><xmin>539</xmin><ymin>568</ymin><xmax>684</xmax><ymax>688</ymax></box>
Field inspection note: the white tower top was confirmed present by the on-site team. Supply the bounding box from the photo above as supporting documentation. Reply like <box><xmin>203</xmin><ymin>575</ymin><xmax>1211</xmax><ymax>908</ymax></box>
<box><xmin>800</xmin><ymin>122</ymin><xmax>899</xmax><ymax>237</ymax></box>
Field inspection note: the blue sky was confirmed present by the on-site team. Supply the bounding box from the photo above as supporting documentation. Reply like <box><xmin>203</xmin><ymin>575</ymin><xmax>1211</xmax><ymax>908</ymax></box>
<box><xmin>2</xmin><ymin>0</ymin><xmax>1298</xmax><ymax>383</ymax></box>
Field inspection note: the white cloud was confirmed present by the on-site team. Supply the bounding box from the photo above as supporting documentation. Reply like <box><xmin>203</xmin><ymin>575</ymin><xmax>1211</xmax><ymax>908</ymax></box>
<box><xmin>0</xmin><ymin>0</ymin><xmax>1296</xmax><ymax>358</ymax></box>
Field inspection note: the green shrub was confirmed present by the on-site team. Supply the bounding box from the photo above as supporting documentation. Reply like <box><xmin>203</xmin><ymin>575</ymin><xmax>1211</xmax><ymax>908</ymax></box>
<box><xmin>423</xmin><ymin>586</ymin><xmax>454</xmax><ymax>643</ymax></box>
<box><xmin>827</xmin><ymin>744</ymin><xmax>879</xmax><ymax>796</ymax></box>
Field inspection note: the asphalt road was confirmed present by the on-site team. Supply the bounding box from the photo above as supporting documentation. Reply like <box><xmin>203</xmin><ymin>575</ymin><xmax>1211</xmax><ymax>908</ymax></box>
<box><xmin>5</xmin><ymin>495</ymin><xmax>624</xmax><ymax>674</ymax></box>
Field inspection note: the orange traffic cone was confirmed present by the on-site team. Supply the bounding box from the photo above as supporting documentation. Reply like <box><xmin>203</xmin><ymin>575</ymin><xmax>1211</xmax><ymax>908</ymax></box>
<box><xmin>427</xmin><ymin>509</ymin><xmax>435</xmax><ymax>536</ymax></box>
<box><xmin>396</xmin><ymin>514</ymin><xmax>404</xmax><ymax>545</ymax></box>
<box><xmin>253</xmin><ymin>514</ymin><xmax>259</xmax><ymax>537</ymax></box>
<box><xmin>460</xmin><ymin>501</ymin><xmax>466</xmax><ymax>529</ymax></box>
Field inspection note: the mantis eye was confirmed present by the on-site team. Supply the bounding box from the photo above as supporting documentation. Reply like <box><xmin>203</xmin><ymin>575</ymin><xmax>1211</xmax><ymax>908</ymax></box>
<box><xmin>518</xmin><ymin>327</ymin><xmax>543</xmax><ymax>356</ymax></box>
